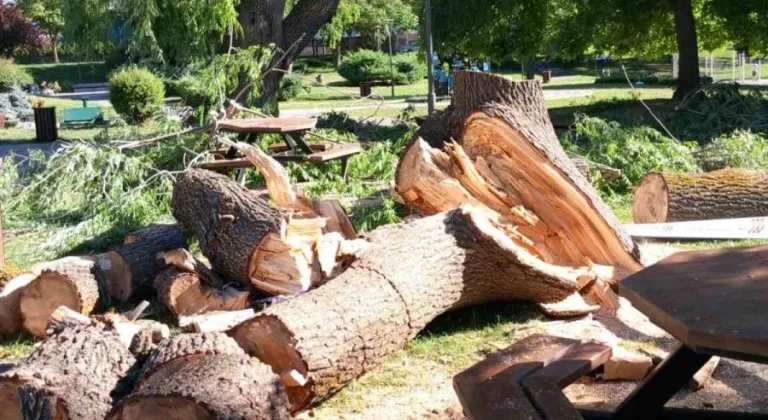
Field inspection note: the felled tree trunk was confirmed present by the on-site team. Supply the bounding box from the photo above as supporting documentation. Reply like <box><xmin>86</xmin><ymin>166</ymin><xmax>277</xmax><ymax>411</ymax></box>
<box><xmin>154</xmin><ymin>268</ymin><xmax>250</xmax><ymax>318</ymax></box>
<box><xmin>99</xmin><ymin>223</ymin><xmax>187</xmax><ymax>302</ymax></box>
<box><xmin>0</xmin><ymin>273</ymin><xmax>39</xmax><ymax>337</ymax></box>
<box><xmin>172</xmin><ymin>169</ymin><xmax>330</xmax><ymax>295</ymax></box>
<box><xmin>110</xmin><ymin>333</ymin><xmax>291</xmax><ymax>420</ymax></box>
<box><xmin>19</xmin><ymin>256</ymin><xmax>103</xmax><ymax>337</ymax></box>
<box><xmin>0</xmin><ymin>325</ymin><xmax>136</xmax><ymax>420</ymax></box>
<box><xmin>633</xmin><ymin>169</ymin><xmax>768</xmax><ymax>223</ymax></box>
<box><xmin>230</xmin><ymin>208</ymin><xmax>624</xmax><ymax>411</ymax></box>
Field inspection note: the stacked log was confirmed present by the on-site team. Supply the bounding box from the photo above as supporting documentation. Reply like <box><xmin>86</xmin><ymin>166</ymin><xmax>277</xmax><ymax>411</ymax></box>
<box><xmin>633</xmin><ymin>169</ymin><xmax>768</xmax><ymax>223</ymax></box>
<box><xmin>109</xmin><ymin>333</ymin><xmax>291</xmax><ymax>420</ymax></box>
<box><xmin>0</xmin><ymin>325</ymin><xmax>136</xmax><ymax>419</ymax></box>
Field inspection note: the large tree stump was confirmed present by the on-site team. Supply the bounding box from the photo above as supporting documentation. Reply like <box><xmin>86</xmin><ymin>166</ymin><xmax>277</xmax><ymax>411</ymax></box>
<box><xmin>99</xmin><ymin>223</ymin><xmax>187</xmax><ymax>302</ymax></box>
<box><xmin>230</xmin><ymin>208</ymin><xmax>624</xmax><ymax>411</ymax></box>
<box><xmin>19</xmin><ymin>256</ymin><xmax>103</xmax><ymax>337</ymax></box>
<box><xmin>633</xmin><ymin>169</ymin><xmax>768</xmax><ymax>223</ymax></box>
<box><xmin>110</xmin><ymin>333</ymin><xmax>291</xmax><ymax>420</ymax></box>
<box><xmin>0</xmin><ymin>325</ymin><xmax>136</xmax><ymax>420</ymax></box>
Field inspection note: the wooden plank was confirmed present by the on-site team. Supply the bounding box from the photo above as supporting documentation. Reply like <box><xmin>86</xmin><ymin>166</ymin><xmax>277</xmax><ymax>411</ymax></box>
<box><xmin>621</xmin><ymin>245</ymin><xmax>768</xmax><ymax>359</ymax></box>
<box><xmin>624</xmin><ymin>217</ymin><xmax>768</xmax><ymax>240</ymax></box>
<box><xmin>200</xmin><ymin>158</ymin><xmax>254</xmax><ymax>170</ymax></box>
<box><xmin>454</xmin><ymin>335</ymin><xmax>578</xmax><ymax>420</ymax></box>
<box><xmin>217</xmin><ymin>118</ymin><xmax>317</xmax><ymax>134</ymax></box>
<box><xmin>268</xmin><ymin>143</ymin><xmax>329</xmax><ymax>153</ymax></box>
<box><xmin>474</xmin><ymin>363</ymin><xmax>544</xmax><ymax>420</ymax></box>
<box><xmin>307</xmin><ymin>143</ymin><xmax>363</xmax><ymax>163</ymax></box>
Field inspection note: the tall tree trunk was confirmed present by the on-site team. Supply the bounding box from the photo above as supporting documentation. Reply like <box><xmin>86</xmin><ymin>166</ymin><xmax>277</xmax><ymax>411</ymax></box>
<box><xmin>335</xmin><ymin>45</ymin><xmax>342</xmax><ymax>68</ymax></box>
<box><xmin>51</xmin><ymin>34</ymin><xmax>59</xmax><ymax>64</ymax></box>
<box><xmin>672</xmin><ymin>0</ymin><xmax>700</xmax><ymax>99</ymax></box>
<box><xmin>236</xmin><ymin>0</ymin><xmax>341</xmax><ymax>110</ymax></box>
<box><xmin>526</xmin><ymin>55</ymin><xmax>536</xmax><ymax>80</ymax></box>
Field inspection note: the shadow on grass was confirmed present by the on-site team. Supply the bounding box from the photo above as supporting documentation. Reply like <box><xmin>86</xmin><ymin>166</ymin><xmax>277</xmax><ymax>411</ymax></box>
<box><xmin>419</xmin><ymin>301</ymin><xmax>542</xmax><ymax>338</ymax></box>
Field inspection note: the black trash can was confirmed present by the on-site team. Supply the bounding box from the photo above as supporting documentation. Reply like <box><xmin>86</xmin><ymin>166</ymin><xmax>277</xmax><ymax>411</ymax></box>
<box><xmin>360</xmin><ymin>82</ymin><xmax>373</xmax><ymax>98</ymax></box>
<box><xmin>34</xmin><ymin>107</ymin><xmax>57</xmax><ymax>142</ymax></box>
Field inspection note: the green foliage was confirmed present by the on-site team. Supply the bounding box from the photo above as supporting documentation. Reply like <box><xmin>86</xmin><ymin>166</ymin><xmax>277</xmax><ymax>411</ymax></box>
<box><xmin>278</xmin><ymin>74</ymin><xmax>308</xmax><ymax>101</ymax></box>
<box><xmin>319</xmin><ymin>0</ymin><xmax>362</xmax><ymax>49</ymax></box>
<box><xmin>696</xmin><ymin>130</ymin><xmax>768</xmax><ymax>172</ymax></box>
<box><xmin>0</xmin><ymin>59</ymin><xmax>33</xmax><ymax>92</ymax></box>
<box><xmin>561</xmin><ymin>115</ymin><xmax>698</xmax><ymax>193</ymax></box>
<box><xmin>351</xmin><ymin>198</ymin><xmax>403</xmax><ymax>233</ymax></box>
<box><xmin>61</xmin><ymin>0</ymin><xmax>116</xmax><ymax>58</ymax></box>
<box><xmin>0</xmin><ymin>131</ymin><xmax>203</xmax><ymax>257</ymax></box>
<box><xmin>338</xmin><ymin>50</ymin><xmax>426</xmax><ymax>85</ymax></box>
<box><xmin>15</xmin><ymin>0</ymin><xmax>64</xmax><ymax>40</ymax></box>
<box><xmin>108</xmin><ymin>66</ymin><xmax>165</xmax><ymax>123</ymax></box>
<box><xmin>355</xmin><ymin>0</ymin><xmax>418</xmax><ymax>44</ymax></box>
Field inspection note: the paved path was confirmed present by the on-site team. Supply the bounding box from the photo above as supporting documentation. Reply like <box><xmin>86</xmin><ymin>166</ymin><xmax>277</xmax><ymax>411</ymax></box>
<box><xmin>0</xmin><ymin>141</ymin><xmax>66</xmax><ymax>160</ymax></box>
<box><xmin>282</xmin><ymin>89</ymin><xmax>593</xmax><ymax>117</ymax></box>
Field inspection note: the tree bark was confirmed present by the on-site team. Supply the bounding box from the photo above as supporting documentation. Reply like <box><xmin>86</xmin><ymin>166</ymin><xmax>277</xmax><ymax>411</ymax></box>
<box><xmin>111</xmin><ymin>333</ymin><xmax>291</xmax><ymax>420</ymax></box>
<box><xmin>0</xmin><ymin>325</ymin><xmax>136</xmax><ymax>420</ymax></box>
<box><xmin>335</xmin><ymin>45</ymin><xmax>342</xmax><ymax>68</ymax></box>
<box><xmin>99</xmin><ymin>224</ymin><xmax>187</xmax><ymax>302</ymax></box>
<box><xmin>672</xmin><ymin>0</ymin><xmax>701</xmax><ymax>99</ymax></box>
<box><xmin>236</xmin><ymin>0</ymin><xmax>341</xmax><ymax>108</ymax></box>
<box><xmin>51</xmin><ymin>35</ymin><xmax>59</xmax><ymax>64</ymax></box>
<box><xmin>19</xmin><ymin>256</ymin><xmax>103</xmax><ymax>337</ymax></box>
<box><xmin>230</xmin><ymin>208</ymin><xmax>623</xmax><ymax>411</ymax></box>
<box><xmin>633</xmin><ymin>170</ymin><xmax>768</xmax><ymax>223</ymax></box>
<box><xmin>526</xmin><ymin>55</ymin><xmax>536</xmax><ymax>80</ymax></box>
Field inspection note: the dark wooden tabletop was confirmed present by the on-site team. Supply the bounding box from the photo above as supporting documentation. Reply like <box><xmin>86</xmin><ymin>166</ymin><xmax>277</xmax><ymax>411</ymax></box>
<box><xmin>621</xmin><ymin>245</ymin><xmax>768</xmax><ymax>361</ymax></box>
<box><xmin>217</xmin><ymin>118</ymin><xmax>317</xmax><ymax>134</ymax></box>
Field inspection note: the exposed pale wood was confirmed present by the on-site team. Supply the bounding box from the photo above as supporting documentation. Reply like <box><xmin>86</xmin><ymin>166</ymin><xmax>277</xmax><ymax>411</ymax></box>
<box><xmin>625</xmin><ymin>217</ymin><xmax>768</xmax><ymax>240</ymax></box>
<box><xmin>217</xmin><ymin>117</ymin><xmax>316</xmax><ymax>134</ymax></box>
<box><xmin>154</xmin><ymin>268</ymin><xmax>250</xmax><ymax>318</ymax></box>
<box><xmin>232</xmin><ymin>141</ymin><xmax>296</xmax><ymax>208</ymax></box>
<box><xmin>634</xmin><ymin>170</ymin><xmax>768</xmax><ymax>223</ymax></box>
<box><xmin>602</xmin><ymin>346</ymin><xmax>654</xmax><ymax>381</ymax></box>
<box><xmin>0</xmin><ymin>325</ymin><xmax>136</xmax><ymax>420</ymax></box>
<box><xmin>20</xmin><ymin>256</ymin><xmax>102</xmax><ymax>337</ymax></box>
<box><xmin>312</xmin><ymin>199</ymin><xmax>357</xmax><ymax>239</ymax></box>
<box><xmin>622</xmin><ymin>245</ymin><xmax>768</xmax><ymax>359</ymax></box>
<box><xmin>180</xmin><ymin>309</ymin><xmax>256</xmax><ymax>333</ymax></box>
<box><xmin>688</xmin><ymin>356</ymin><xmax>720</xmax><ymax>390</ymax></box>
<box><xmin>0</xmin><ymin>273</ymin><xmax>37</xmax><ymax>337</ymax></box>
<box><xmin>539</xmin><ymin>293</ymin><xmax>600</xmax><ymax>318</ymax></box>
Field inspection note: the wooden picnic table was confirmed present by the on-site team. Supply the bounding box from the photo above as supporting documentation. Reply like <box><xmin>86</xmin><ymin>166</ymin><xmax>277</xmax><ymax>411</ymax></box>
<box><xmin>583</xmin><ymin>245</ymin><xmax>768</xmax><ymax>420</ymax></box>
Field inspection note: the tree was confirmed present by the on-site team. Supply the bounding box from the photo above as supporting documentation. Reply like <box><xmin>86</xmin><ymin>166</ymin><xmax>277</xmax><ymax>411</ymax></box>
<box><xmin>61</xmin><ymin>0</ymin><xmax>115</xmax><ymax>59</ymax></box>
<box><xmin>0</xmin><ymin>0</ymin><xmax>43</xmax><ymax>58</ymax></box>
<box><xmin>319</xmin><ymin>0</ymin><xmax>361</xmax><ymax>67</ymax></box>
<box><xmin>706</xmin><ymin>0</ymin><xmax>768</xmax><ymax>55</ymax></box>
<box><xmin>16</xmin><ymin>0</ymin><xmax>64</xmax><ymax>63</ymax></box>
<box><xmin>355</xmin><ymin>0</ymin><xmax>418</xmax><ymax>48</ymax></box>
<box><xmin>236</xmin><ymin>0</ymin><xmax>342</xmax><ymax>110</ymax></box>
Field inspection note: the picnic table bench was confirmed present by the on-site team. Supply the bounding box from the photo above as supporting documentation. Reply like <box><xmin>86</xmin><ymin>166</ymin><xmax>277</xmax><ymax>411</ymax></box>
<box><xmin>456</xmin><ymin>245</ymin><xmax>768</xmax><ymax>420</ymax></box>
<box><xmin>62</xmin><ymin>98</ymin><xmax>103</xmax><ymax>127</ymax></box>
<box><xmin>204</xmin><ymin>118</ymin><xmax>362</xmax><ymax>181</ymax></box>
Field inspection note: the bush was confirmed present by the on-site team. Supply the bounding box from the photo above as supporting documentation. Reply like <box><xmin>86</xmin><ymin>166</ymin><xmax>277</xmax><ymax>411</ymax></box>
<box><xmin>561</xmin><ymin>115</ymin><xmax>698</xmax><ymax>193</ymax></box>
<box><xmin>279</xmin><ymin>74</ymin><xmax>308</xmax><ymax>101</ymax></box>
<box><xmin>0</xmin><ymin>86</ymin><xmax>34</xmax><ymax>124</ymax></box>
<box><xmin>696</xmin><ymin>130</ymin><xmax>768</xmax><ymax>172</ymax></box>
<box><xmin>0</xmin><ymin>59</ymin><xmax>33</xmax><ymax>92</ymax></box>
<box><xmin>173</xmin><ymin>73</ymin><xmax>216</xmax><ymax>109</ymax></box>
<box><xmin>109</xmin><ymin>66</ymin><xmax>165</xmax><ymax>123</ymax></box>
<box><xmin>338</xmin><ymin>50</ymin><xmax>426</xmax><ymax>85</ymax></box>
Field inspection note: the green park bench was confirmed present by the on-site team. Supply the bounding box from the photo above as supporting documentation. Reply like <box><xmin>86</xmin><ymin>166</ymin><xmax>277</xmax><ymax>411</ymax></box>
<box><xmin>62</xmin><ymin>98</ymin><xmax>104</xmax><ymax>127</ymax></box>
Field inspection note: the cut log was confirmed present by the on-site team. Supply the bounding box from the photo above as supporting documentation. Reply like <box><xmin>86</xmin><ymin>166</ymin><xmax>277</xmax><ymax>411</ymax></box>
<box><xmin>173</xmin><ymin>169</ymin><xmax>327</xmax><ymax>295</ymax></box>
<box><xmin>110</xmin><ymin>334</ymin><xmax>291</xmax><ymax>420</ymax></box>
<box><xmin>230</xmin><ymin>207</ymin><xmax>626</xmax><ymax>411</ymax></box>
<box><xmin>99</xmin><ymin>223</ymin><xmax>187</xmax><ymax>302</ymax></box>
<box><xmin>19</xmin><ymin>256</ymin><xmax>103</xmax><ymax>337</ymax></box>
<box><xmin>397</xmin><ymin>72</ymin><xmax>641</xmax><ymax>280</ymax></box>
<box><xmin>633</xmin><ymin>169</ymin><xmax>768</xmax><ymax>223</ymax></box>
<box><xmin>180</xmin><ymin>309</ymin><xmax>256</xmax><ymax>334</ymax></box>
<box><xmin>0</xmin><ymin>273</ymin><xmax>37</xmax><ymax>337</ymax></box>
<box><xmin>0</xmin><ymin>325</ymin><xmax>136</xmax><ymax>420</ymax></box>
<box><xmin>154</xmin><ymin>268</ymin><xmax>250</xmax><ymax>318</ymax></box>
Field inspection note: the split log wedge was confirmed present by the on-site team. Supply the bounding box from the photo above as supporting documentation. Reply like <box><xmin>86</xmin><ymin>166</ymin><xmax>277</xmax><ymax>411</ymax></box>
<box><xmin>230</xmin><ymin>207</ymin><xmax>623</xmax><ymax>411</ymax></box>
<box><xmin>172</xmin><ymin>169</ymin><xmax>327</xmax><ymax>295</ymax></box>
<box><xmin>110</xmin><ymin>333</ymin><xmax>291</xmax><ymax>420</ymax></box>
<box><xmin>19</xmin><ymin>256</ymin><xmax>103</xmax><ymax>337</ymax></box>
<box><xmin>154</xmin><ymin>268</ymin><xmax>250</xmax><ymax>318</ymax></box>
<box><xmin>99</xmin><ymin>223</ymin><xmax>187</xmax><ymax>302</ymax></box>
<box><xmin>0</xmin><ymin>325</ymin><xmax>136</xmax><ymax>420</ymax></box>
<box><xmin>633</xmin><ymin>169</ymin><xmax>768</xmax><ymax>223</ymax></box>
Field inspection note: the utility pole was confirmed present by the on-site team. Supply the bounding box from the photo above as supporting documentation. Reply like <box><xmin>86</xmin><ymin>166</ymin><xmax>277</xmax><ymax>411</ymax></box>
<box><xmin>387</xmin><ymin>19</ymin><xmax>395</xmax><ymax>99</ymax></box>
<box><xmin>425</xmin><ymin>0</ymin><xmax>436</xmax><ymax>114</ymax></box>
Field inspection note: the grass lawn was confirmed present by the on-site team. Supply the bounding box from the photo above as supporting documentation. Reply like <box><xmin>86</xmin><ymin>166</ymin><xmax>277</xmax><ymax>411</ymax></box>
<box><xmin>21</xmin><ymin>62</ymin><xmax>110</xmax><ymax>89</ymax></box>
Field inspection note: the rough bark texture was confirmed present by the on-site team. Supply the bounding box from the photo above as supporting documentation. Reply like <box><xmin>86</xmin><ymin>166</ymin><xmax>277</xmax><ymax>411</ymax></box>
<box><xmin>111</xmin><ymin>354</ymin><xmax>291</xmax><ymax>420</ymax></box>
<box><xmin>230</xmin><ymin>208</ymin><xmax>611</xmax><ymax>411</ymax></box>
<box><xmin>672</xmin><ymin>0</ymin><xmax>701</xmax><ymax>98</ymax></box>
<box><xmin>0</xmin><ymin>325</ymin><xmax>136</xmax><ymax>420</ymax></box>
<box><xmin>236</xmin><ymin>0</ymin><xmax>341</xmax><ymax>107</ymax></box>
<box><xmin>136</xmin><ymin>333</ymin><xmax>246</xmax><ymax>387</ymax></box>
<box><xmin>633</xmin><ymin>170</ymin><xmax>768</xmax><ymax>223</ymax></box>
<box><xmin>154</xmin><ymin>269</ymin><xmax>250</xmax><ymax>318</ymax></box>
<box><xmin>19</xmin><ymin>257</ymin><xmax>103</xmax><ymax>337</ymax></box>
<box><xmin>402</xmin><ymin>71</ymin><xmax>641</xmax><ymax>273</ymax></box>
<box><xmin>172</xmin><ymin>169</ymin><xmax>284</xmax><ymax>286</ymax></box>
<box><xmin>102</xmin><ymin>224</ymin><xmax>187</xmax><ymax>302</ymax></box>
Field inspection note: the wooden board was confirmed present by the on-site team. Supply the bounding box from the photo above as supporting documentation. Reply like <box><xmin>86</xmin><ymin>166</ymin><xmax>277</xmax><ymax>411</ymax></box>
<box><xmin>621</xmin><ymin>245</ymin><xmax>768</xmax><ymax>361</ymax></box>
<box><xmin>200</xmin><ymin>158</ymin><xmax>254</xmax><ymax>170</ymax></box>
<box><xmin>307</xmin><ymin>143</ymin><xmax>363</xmax><ymax>163</ymax></box>
<box><xmin>268</xmin><ymin>143</ymin><xmax>329</xmax><ymax>153</ymax></box>
<box><xmin>218</xmin><ymin>118</ymin><xmax>317</xmax><ymax>134</ymax></box>
<box><xmin>624</xmin><ymin>217</ymin><xmax>768</xmax><ymax>240</ymax></box>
